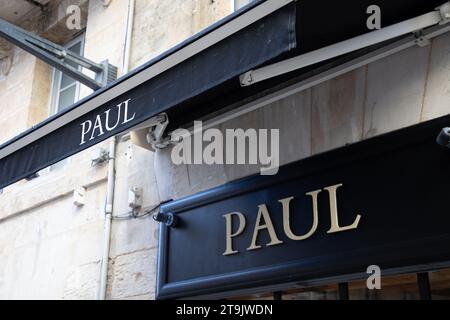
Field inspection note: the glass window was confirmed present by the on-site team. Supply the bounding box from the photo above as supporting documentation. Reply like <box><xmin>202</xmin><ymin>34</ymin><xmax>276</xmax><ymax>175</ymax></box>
<box><xmin>48</xmin><ymin>35</ymin><xmax>85</xmax><ymax>171</ymax></box>
<box><xmin>50</xmin><ymin>36</ymin><xmax>84</xmax><ymax>114</ymax></box>
<box><xmin>229</xmin><ymin>285</ymin><xmax>339</xmax><ymax>300</ymax></box>
<box><xmin>226</xmin><ymin>268</ymin><xmax>450</xmax><ymax>300</ymax></box>
<box><xmin>280</xmin><ymin>285</ymin><xmax>339</xmax><ymax>300</ymax></box>
<box><xmin>348</xmin><ymin>273</ymin><xmax>420</xmax><ymax>300</ymax></box>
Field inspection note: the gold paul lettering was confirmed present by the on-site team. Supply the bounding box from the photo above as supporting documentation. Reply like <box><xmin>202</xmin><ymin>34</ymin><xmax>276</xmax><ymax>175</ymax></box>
<box><xmin>279</xmin><ymin>189</ymin><xmax>321</xmax><ymax>241</ymax></box>
<box><xmin>324</xmin><ymin>184</ymin><xmax>362</xmax><ymax>234</ymax></box>
<box><xmin>223</xmin><ymin>183</ymin><xmax>362</xmax><ymax>256</ymax></box>
<box><xmin>223</xmin><ymin>212</ymin><xmax>246</xmax><ymax>256</ymax></box>
<box><xmin>247</xmin><ymin>204</ymin><xmax>283</xmax><ymax>251</ymax></box>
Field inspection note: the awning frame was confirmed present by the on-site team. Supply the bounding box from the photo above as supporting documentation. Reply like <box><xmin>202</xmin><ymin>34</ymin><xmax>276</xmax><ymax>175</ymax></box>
<box><xmin>177</xmin><ymin>22</ymin><xmax>450</xmax><ymax>137</ymax></box>
<box><xmin>240</xmin><ymin>1</ymin><xmax>450</xmax><ymax>86</ymax></box>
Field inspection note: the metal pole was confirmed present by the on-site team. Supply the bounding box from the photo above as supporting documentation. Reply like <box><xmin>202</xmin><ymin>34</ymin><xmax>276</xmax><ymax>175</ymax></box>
<box><xmin>97</xmin><ymin>136</ymin><xmax>117</xmax><ymax>300</ymax></box>
<box><xmin>0</xmin><ymin>17</ymin><xmax>107</xmax><ymax>90</ymax></box>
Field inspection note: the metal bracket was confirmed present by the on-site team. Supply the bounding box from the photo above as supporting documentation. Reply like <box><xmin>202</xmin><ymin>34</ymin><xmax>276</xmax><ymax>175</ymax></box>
<box><xmin>414</xmin><ymin>31</ymin><xmax>431</xmax><ymax>47</ymax></box>
<box><xmin>439</xmin><ymin>2</ymin><xmax>450</xmax><ymax>24</ymax></box>
<box><xmin>90</xmin><ymin>148</ymin><xmax>111</xmax><ymax>167</ymax></box>
<box><xmin>153</xmin><ymin>211</ymin><xmax>178</xmax><ymax>228</ymax></box>
<box><xmin>146</xmin><ymin>113</ymin><xmax>170</xmax><ymax>149</ymax></box>
<box><xmin>130</xmin><ymin>113</ymin><xmax>171</xmax><ymax>152</ymax></box>
<box><xmin>436</xmin><ymin>127</ymin><xmax>450</xmax><ymax>148</ymax></box>
<box><xmin>0</xmin><ymin>17</ymin><xmax>117</xmax><ymax>90</ymax></box>
<box><xmin>101</xmin><ymin>0</ymin><xmax>113</xmax><ymax>7</ymax></box>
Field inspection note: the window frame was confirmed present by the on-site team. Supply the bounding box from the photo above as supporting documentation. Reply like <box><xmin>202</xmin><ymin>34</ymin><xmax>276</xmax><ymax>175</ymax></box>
<box><xmin>49</xmin><ymin>34</ymin><xmax>85</xmax><ymax>116</ymax></box>
<box><xmin>46</xmin><ymin>34</ymin><xmax>86</xmax><ymax>172</ymax></box>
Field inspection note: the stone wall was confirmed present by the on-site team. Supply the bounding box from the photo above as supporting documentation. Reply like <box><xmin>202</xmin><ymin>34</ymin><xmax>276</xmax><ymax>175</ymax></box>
<box><xmin>0</xmin><ymin>47</ymin><xmax>52</xmax><ymax>145</ymax></box>
<box><xmin>0</xmin><ymin>0</ymin><xmax>233</xmax><ymax>300</ymax></box>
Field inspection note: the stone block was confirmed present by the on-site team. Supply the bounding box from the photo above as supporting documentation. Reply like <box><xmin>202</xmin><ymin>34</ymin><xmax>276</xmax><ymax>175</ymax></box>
<box><xmin>312</xmin><ymin>68</ymin><xmax>366</xmax><ymax>154</ymax></box>
<box><xmin>422</xmin><ymin>33</ymin><xmax>450</xmax><ymax>121</ymax></box>
<box><xmin>109</xmin><ymin>249</ymin><xmax>157</xmax><ymax>299</ymax></box>
<box><xmin>154</xmin><ymin>147</ymin><xmax>191</xmax><ymax>201</ymax></box>
<box><xmin>363</xmin><ymin>45</ymin><xmax>430</xmax><ymax>138</ymax></box>
<box><xmin>110</xmin><ymin>215</ymin><xmax>159</xmax><ymax>258</ymax></box>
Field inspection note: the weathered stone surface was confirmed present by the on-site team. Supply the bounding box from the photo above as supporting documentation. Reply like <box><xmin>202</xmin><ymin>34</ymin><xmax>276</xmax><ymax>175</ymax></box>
<box><xmin>0</xmin><ymin>1</ymin><xmax>36</xmax><ymax>25</ymax></box>
<box><xmin>221</xmin><ymin>109</ymin><xmax>265</xmax><ymax>181</ymax></box>
<box><xmin>153</xmin><ymin>139</ymin><xmax>228</xmax><ymax>201</ymax></box>
<box><xmin>0</xmin><ymin>48</ymin><xmax>34</xmax><ymax>144</ymax></box>
<box><xmin>131</xmin><ymin>0</ymin><xmax>196</xmax><ymax>68</ymax></box>
<box><xmin>421</xmin><ymin>32</ymin><xmax>450</xmax><ymax>121</ymax></box>
<box><xmin>185</xmin><ymin>162</ymin><xmax>228</xmax><ymax>197</ymax></box>
<box><xmin>131</xmin><ymin>0</ymin><xmax>231</xmax><ymax>68</ymax></box>
<box><xmin>221</xmin><ymin>89</ymin><xmax>312</xmax><ymax>182</ymax></box>
<box><xmin>0</xmin><ymin>39</ymin><xmax>12</xmax><ymax>61</ymax></box>
<box><xmin>270</xmin><ymin>89</ymin><xmax>312</xmax><ymax>166</ymax></box>
<box><xmin>110</xmin><ymin>216</ymin><xmax>159</xmax><ymax>258</ymax></box>
<box><xmin>43</xmin><ymin>0</ymin><xmax>89</xmax><ymax>44</ymax></box>
<box><xmin>154</xmin><ymin>147</ymin><xmax>191</xmax><ymax>201</ymax></box>
<box><xmin>0</xmin><ymin>144</ymin><xmax>109</xmax><ymax>221</ymax></box>
<box><xmin>113</xmin><ymin>139</ymin><xmax>160</xmax><ymax>213</ymax></box>
<box><xmin>28</xmin><ymin>59</ymin><xmax>52</xmax><ymax>127</ymax></box>
<box><xmin>123</xmin><ymin>292</ymin><xmax>155</xmax><ymax>300</ymax></box>
<box><xmin>109</xmin><ymin>249</ymin><xmax>157</xmax><ymax>299</ymax></box>
<box><xmin>363</xmin><ymin>45</ymin><xmax>430</xmax><ymax>138</ymax></box>
<box><xmin>0</xmin><ymin>0</ymin><xmax>233</xmax><ymax>300</ymax></box>
<box><xmin>63</xmin><ymin>261</ymin><xmax>100</xmax><ymax>300</ymax></box>
<box><xmin>0</xmin><ymin>193</ymin><xmax>105</xmax><ymax>299</ymax></box>
<box><xmin>312</xmin><ymin>68</ymin><xmax>366</xmax><ymax>154</ymax></box>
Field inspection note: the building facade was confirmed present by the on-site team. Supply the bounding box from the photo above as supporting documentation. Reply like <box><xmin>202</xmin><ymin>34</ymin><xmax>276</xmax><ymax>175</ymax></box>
<box><xmin>0</xmin><ymin>0</ymin><xmax>449</xmax><ymax>299</ymax></box>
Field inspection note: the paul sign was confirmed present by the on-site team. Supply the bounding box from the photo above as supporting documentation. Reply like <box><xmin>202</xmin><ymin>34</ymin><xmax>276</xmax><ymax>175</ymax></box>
<box><xmin>156</xmin><ymin>113</ymin><xmax>450</xmax><ymax>299</ymax></box>
<box><xmin>80</xmin><ymin>99</ymin><xmax>135</xmax><ymax>145</ymax></box>
<box><xmin>223</xmin><ymin>183</ymin><xmax>361</xmax><ymax>256</ymax></box>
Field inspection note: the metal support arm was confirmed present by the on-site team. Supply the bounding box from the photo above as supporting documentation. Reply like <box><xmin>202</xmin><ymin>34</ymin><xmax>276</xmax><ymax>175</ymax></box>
<box><xmin>240</xmin><ymin>1</ymin><xmax>450</xmax><ymax>87</ymax></box>
<box><xmin>0</xmin><ymin>17</ymin><xmax>117</xmax><ymax>90</ymax></box>
<box><xmin>130</xmin><ymin>113</ymin><xmax>171</xmax><ymax>152</ymax></box>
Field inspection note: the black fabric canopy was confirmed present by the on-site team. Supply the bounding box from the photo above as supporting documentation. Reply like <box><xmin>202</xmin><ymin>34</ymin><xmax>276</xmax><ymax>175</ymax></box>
<box><xmin>0</xmin><ymin>0</ymin><xmax>445</xmax><ymax>189</ymax></box>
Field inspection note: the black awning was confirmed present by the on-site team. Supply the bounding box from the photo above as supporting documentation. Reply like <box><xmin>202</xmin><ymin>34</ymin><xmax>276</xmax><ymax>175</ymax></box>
<box><xmin>0</xmin><ymin>0</ymin><xmax>446</xmax><ymax>189</ymax></box>
<box><xmin>0</xmin><ymin>0</ymin><xmax>297</xmax><ymax>189</ymax></box>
